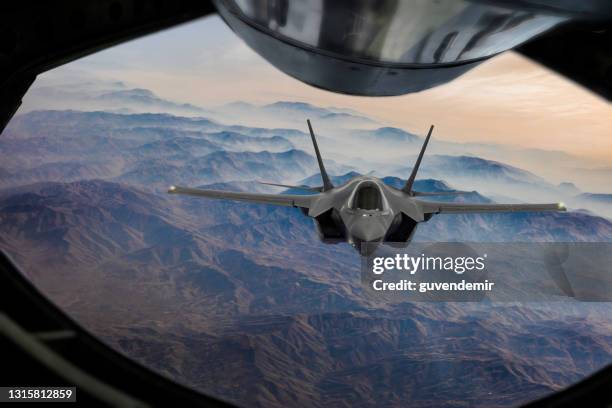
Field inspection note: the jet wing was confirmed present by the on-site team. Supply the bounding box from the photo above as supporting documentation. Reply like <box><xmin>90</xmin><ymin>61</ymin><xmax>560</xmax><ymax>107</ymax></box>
<box><xmin>417</xmin><ymin>200</ymin><xmax>565</xmax><ymax>214</ymax></box>
<box><xmin>168</xmin><ymin>185</ymin><xmax>315</xmax><ymax>209</ymax></box>
<box><xmin>412</xmin><ymin>191</ymin><xmax>473</xmax><ymax>197</ymax></box>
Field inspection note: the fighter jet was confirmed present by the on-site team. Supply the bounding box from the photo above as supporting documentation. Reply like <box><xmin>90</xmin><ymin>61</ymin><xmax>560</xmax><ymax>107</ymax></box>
<box><xmin>168</xmin><ymin>120</ymin><xmax>566</xmax><ymax>254</ymax></box>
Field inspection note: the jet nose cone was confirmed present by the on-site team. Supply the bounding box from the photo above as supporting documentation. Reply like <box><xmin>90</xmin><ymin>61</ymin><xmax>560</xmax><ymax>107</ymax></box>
<box><xmin>350</xmin><ymin>217</ymin><xmax>387</xmax><ymax>242</ymax></box>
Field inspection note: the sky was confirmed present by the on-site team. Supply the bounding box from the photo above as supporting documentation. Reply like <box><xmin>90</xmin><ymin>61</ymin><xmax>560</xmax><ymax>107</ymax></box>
<box><xmin>35</xmin><ymin>15</ymin><xmax>612</xmax><ymax>162</ymax></box>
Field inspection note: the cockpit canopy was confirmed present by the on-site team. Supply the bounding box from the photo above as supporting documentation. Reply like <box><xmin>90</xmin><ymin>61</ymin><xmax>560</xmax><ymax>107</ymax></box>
<box><xmin>352</xmin><ymin>183</ymin><xmax>383</xmax><ymax>211</ymax></box>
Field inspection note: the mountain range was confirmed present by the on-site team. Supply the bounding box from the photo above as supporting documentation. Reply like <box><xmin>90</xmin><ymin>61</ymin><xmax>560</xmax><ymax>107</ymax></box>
<box><xmin>2</xmin><ymin>178</ymin><xmax>612</xmax><ymax>407</ymax></box>
<box><xmin>1</xmin><ymin>100</ymin><xmax>612</xmax><ymax>407</ymax></box>
<box><xmin>219</xmin><ymin>101</ymin><xmax>379</xmax><ymax>128</ymax></box>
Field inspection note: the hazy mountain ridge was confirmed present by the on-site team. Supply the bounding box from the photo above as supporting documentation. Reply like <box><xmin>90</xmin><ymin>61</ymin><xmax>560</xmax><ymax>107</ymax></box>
<box><xmin>0</xmin><ymin>110</ymin><xmax>345</xmax><ymax>188</ymax></box>
<box><xmin>354</xmin><ymin>127</ymin><xmax>422</xmax><ymax>144</ymax></box>
<box><xmin>220</xmin><ymin>100</ymin><xmax>379</xmax><ymax>128</ymax></box>
<box><xmin>408</xmin><ymin>154</ymin><xmax>548</xmax><ymax>185</ymax></box>
<box><xmin>25</xmin><ymin>83</ymin><xmax>212</xmax><ymax>117</ymax></box>
<box><xmin>95</xmin><ymin>88</ymin><xmax>209</xmax><ymax>116</ymax></box>
<box><xmin>578</xmin><ymin>193</ymin><xmax>612</xmax><ymax>203</ymax></box>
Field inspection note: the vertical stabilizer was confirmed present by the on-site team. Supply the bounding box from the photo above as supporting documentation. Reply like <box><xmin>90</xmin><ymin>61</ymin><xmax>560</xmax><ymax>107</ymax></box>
<box><xmin>307</xmin><ymin>119</ymin><xmax>334</xmax><ymax>191</ymax></box>
<box><xmin>403</xmin><ymin>125</ymin><xmax>434</xmax><ymax>193</ymax></box>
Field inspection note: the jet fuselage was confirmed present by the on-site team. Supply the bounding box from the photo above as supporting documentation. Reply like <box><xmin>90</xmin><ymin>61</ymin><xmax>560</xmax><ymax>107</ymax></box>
<box><xmin>309</xmin><ymin>176</ymin><xmax>422</xmax><ymax>252</ymax></box>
